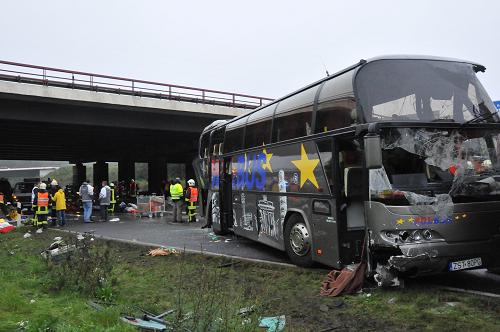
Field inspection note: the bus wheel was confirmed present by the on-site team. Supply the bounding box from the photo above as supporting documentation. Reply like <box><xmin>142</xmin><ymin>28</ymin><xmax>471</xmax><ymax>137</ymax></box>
<box><xmin>284</xmin><ymin>214</ymin><xmax>313</xmax><ymax>267</ymax></box>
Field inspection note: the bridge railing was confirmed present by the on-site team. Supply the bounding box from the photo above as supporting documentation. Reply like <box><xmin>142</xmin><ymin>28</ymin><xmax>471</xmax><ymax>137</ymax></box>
<box><xmin>0</xmin><ymin>60</ymin><xmax>274</xmax><ymax>109</ymax></box>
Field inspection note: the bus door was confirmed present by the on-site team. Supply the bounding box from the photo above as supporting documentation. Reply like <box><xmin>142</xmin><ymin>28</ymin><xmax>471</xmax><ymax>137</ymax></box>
<box><xmin>336</xmin><ymin>135</ymin><xmax>366</xmax><ymax>265</ymax></box>
<box><xmin>311</xmin><ymin>139</ymin><xmax>340</xmax><ymax>267</ymax></box>
<box><xmin>218</xmin><ymin>156</ymin><xmax>233</xmax><ymax>233</ymax></box>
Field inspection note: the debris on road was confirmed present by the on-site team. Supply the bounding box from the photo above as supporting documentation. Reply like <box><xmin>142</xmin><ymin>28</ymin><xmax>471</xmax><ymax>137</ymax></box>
<box><xmin>208</xmin><ymin>232</ymin><xmax>220</xmax><ymax>242</ymax></box>
<box><xmin>23</xmin><ymin>232</ymin><xmax>32</xmax><ymax>239</ymax></box>
<box><xmin>147</xmin><ymin>247</ymin><xmax>179</xmax><ymax>256</ymax></box>
<box><xmin>110</xmin><ymin>217</ymin><xmax>120</xmax><ymax>222</ymax></box>
<box><xmin>36</xmin><ymin>228</ymin><xmax>43</xmax><ymax>234</ymax></box>
<box><xmin>259</xmin><ymin>315</ymin><xmax>286</xmax><ymax>332</ymax></box>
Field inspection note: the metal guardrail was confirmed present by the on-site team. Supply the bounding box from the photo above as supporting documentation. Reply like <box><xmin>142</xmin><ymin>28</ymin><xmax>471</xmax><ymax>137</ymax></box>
<box><xmin>0</xmin><ymin>60</ymin><xmax>274</xmax><ymax>109</ymax></box>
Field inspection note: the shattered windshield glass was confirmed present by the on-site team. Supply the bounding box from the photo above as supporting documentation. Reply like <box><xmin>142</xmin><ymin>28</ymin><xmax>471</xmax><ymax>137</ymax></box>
<box><xmin>370</xmin><ymin>128</ymin><xmax>500</xmax><ymax>209</ymax></box>
<box><xmin>356</xmin><ymin>59</ymin><xmax>498</xmax><ymax>123</ymax></box>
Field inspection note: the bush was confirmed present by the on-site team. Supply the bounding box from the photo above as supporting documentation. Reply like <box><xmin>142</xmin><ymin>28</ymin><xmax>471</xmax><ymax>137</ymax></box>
<box><xmin>44</xmin><ymin>235</ymin><xmax>116</xmax><ymax>300</ymax></box>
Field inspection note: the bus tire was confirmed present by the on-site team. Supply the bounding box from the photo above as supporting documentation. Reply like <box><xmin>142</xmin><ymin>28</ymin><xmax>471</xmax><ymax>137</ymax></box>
<box><xmin>284</xmin><ymin>214</ymin><xmax>314</xmax><ymax>267</ymax></box>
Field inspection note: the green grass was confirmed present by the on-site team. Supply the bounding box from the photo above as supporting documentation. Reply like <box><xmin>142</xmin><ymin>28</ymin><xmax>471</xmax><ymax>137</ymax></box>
<box><xmin>0</xmin><ymin>228</ymin><xmax>499</xmax><ymax>331</ymax></box>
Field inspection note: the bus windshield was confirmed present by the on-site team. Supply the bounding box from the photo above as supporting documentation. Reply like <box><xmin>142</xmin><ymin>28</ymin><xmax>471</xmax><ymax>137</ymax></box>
<box><xmin>356</xmin><ymin>59</ymin><xmax>498</xmax><ymax>123</ymax></box>
<box><xmin>370</xmin><ymin>128</ymin><xmax>500</xmax><ymax>208</ymax></box>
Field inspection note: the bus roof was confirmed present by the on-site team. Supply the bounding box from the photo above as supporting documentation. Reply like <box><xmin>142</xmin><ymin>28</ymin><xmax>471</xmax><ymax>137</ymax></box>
<box><xmin>206</xmin><ymin>55</ymin><xmax>485</xmax><ymax>132</ymax></box>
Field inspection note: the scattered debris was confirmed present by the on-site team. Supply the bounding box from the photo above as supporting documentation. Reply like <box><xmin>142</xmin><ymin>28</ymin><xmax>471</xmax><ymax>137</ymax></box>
<box><xmin>0</xmin><ymin>219</ymin><xmax>15</xmax><ymax>234</ymax></box>
<box><xmin>121</xmin><ymin>308</ymin><xmax>174</xmax><ymax>330</ymax></box>
<box><xmin>9</xmin><ymin>250</ymin><xmax>15</xmax><ymax>255</ymax></box>
<box><xmin>17</xmin><ymin>320</ymin><xmax>28</xmax><ymax>329</ymax></box>
<box><xmin>87</xmin><ymin>300</ymin><xmax>104</xmax><ymax>312</ymax></box>
<box><xmin>30</xmin><ymin>299</ymin><xmax>35</xmax><ymax>304</ymax></box>
<box><xmin>208</xmin><ymin>232</ymin><xmax>220</xmax><ymax>242</ymax></box>
<box><xmin>53</xmin><ymin>236</ymin><xmax>62</xmax><ymax>241</ymax></box>
<box><xmin>36</xmin><ymin>228</ymin><xmax>43</xmax><ymax>234</ymax></box>
<box><xmin>387</xmin><ymin>297</ymin><xmax>397</xmax><ymax>305</ymax></box>
<box><xmin>23</xmin><ymin>232</ymin><xmax>31</xmax><ymax>239</ymax></box>
<box><xmin>225</xmin><ymin>238</ymin><xmax>232</xmax><ymax>242</ymax></box>
<box><xmin>110</xmin><ymin>218</ymin><xmax>120</xmax><ymax>222</ymax></box>
<box><xmin>147</xmin><ymin>247</ymin><xmax>179</xmax><ymax>256</ymax></box>
<box><xmin>365</xmin><ymin>293</ymin><xmax>372</xmax><ymax>298</ymax></box>
<box><xmin>238</xmin><ymin>305</ymin><xmax>255</xmax><ymax>316</ymax></box>
<box><xmin>320</xmin><ymin>262</ymin><xmax>367</xmax><ymax>297</ymax></box>
<box><xmin>445</xmin><ymin>302</ymin><xmax>460</xmax><ymax>307</ymax></box>
<box><xmin>76</xmin><ymin>234</ymin><xmax>85</xmax><ymax>241</ymax></box>
<box><xmin>41</xmin><ymin>239</ymin><xmax>77</xmax><ymax>260</ymax></box>
<box><xmin>259</xmin><ymin>315</ymin><xmax>286</xmax><ymax>332</ymax></box>
<box><xmin>374</xmin><ymin>265</ymin><xmax>401</xmax><ymax>287</ymax></box>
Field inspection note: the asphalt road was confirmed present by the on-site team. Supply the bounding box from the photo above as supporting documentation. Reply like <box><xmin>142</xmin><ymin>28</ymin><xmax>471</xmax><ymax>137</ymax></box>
<box><xmin>61</xmin><ymin>212</ymin><xmax>500</xmax><ymax>295</ymax></box>
<box><xmin>62</xmin><ymin>212</ymin><xmax>290</xmax><ymax>265</ymax></box>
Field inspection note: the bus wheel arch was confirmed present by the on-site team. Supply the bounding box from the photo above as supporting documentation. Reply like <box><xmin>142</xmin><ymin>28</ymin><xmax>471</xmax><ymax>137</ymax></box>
<box><xmin>283</xmin><ymin>211</ymin><xmax>314</xmax><ymax>267</ymax></box>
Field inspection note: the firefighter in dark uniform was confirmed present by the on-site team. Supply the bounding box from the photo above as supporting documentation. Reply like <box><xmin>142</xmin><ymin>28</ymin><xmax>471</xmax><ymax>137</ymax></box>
<box><xmin>107</xmin><ymin>182</ymin><xmax>117</xmax><ymax>214</ymax></box>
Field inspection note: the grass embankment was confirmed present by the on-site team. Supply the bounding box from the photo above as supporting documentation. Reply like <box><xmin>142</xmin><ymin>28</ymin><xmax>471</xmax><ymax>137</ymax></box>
<box><xmin>0</xmin><ymin>229</ymin><xmax>499</xmax><ymax>331</ymax></box>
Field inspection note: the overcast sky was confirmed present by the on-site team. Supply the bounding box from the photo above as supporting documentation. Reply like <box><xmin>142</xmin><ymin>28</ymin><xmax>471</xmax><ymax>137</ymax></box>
<box><xmin>1</xmin><ymin>0</ymin><xmax>499</xmax><ymax>100</ymax></box>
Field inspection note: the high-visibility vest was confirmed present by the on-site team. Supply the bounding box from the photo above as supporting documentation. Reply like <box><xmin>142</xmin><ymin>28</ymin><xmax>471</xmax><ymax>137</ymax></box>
<box><xmin>0</xmin><ymin>194</ymin><xmax>4</xmax><ymax>204</ymax></box>
<box><xmin>189</xmin><ymin>187</ymin><xmax>198</xmax><ymax>203</ymax></box>
<box><xmin>37</xmin><ymin>192</ymin><xmax>49</xmax><ymax>207</ymax></box>
<box><xmin>170</xmin><ymin>184</ymin><xmax>183</xmax><ymax>200</ymax></box>
<box><xmin>110</xmin><ymin>188</ymin><xmax>116</xmax><ymax>204</ymax></box>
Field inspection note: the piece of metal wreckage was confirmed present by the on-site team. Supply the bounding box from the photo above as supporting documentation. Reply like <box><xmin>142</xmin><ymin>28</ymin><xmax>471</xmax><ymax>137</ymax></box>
<box><xmin>121</xmin><ymin>309</ymin><xmax>175</xmax><ymax>331</ymax></box>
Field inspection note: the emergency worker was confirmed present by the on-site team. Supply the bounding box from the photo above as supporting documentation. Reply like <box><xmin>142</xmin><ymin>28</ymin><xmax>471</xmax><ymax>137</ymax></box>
<box><xmin>184</xmin><ymin>179</ymin><xmax>198</xmax><ymax>222</ymax></box>
<box><xmin>52</xmin><ymin>185</ymin><xmax>67</xmax><ymax>226</ymax></box>
<box><xmin>108</xmin><ymin>182</ymin><xmax>117</xmax><ymax>214</ymax></box>
<box><xmin>33</xmin><ymin>183</ymin><xmax>50</xmax><ymax>228</ymax></box>
<box><xmin>169</xmin><ymin>177</ymin><xmax>183</xmax><ymax>222</ymax></box>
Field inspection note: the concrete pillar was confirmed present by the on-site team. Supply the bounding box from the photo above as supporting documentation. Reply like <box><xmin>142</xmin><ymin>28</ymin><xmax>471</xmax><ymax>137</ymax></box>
<box><xmin>118</xmin><ymin>160</ymin><xmax>135</xmax><ymax>183</ymax></box>
<box><xmin>185</xmin><ymin>162</ymin><xmax>196</xmax><ymax>186</ymax></box>
<box><xmin>93</xmin><ymin>161</ymin><xmax>109</xmax><ymax>185</ymax></box>
<box><xmin>73</xmin><ymin>162</ymin><xmax>86</xmax><ymax>186</ymax></box>
<box><xmin>148</xmin><ymin>158</ymin><xmax>167</xmax><ymax>195</ymax></box>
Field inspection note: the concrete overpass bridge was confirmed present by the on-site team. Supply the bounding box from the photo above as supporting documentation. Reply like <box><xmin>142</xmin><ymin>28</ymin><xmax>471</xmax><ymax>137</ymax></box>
<box><xmin>0</xmin><ymin>60</ymin><xmax>273</xmax><ymax>192</ymax></box>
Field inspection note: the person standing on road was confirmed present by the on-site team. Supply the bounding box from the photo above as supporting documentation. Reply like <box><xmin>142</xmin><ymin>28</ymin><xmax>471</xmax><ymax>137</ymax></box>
<box><xmin>169</xmin><ymin>177</ymin><xmax>183</xmax><ymax>222</ymax></box>
<box><xmin>79</xmin><ymin>181</ymin><xmax>94</xmax><ymax>223</ymax></box>
<box><xmin>33</xmin><ymin>182</ymin><xmax>50</xmax><ymax>228</ymax></box>
<box><xmin>184</xmin><ymin>179</ymin><xmax>199</xmax><ymax>223</ymax></box>
<box><xmin>52</xmin><ymin>184</ymin><xmax>67</xmax><ymax>227</ymax></box>
<box><xmin>99</xmin><ymin>181</ymin><xmax>111</xmax><ymax>222</ymax></box>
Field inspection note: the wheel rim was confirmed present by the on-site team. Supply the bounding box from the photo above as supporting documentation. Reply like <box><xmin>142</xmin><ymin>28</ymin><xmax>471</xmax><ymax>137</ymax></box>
<box><xmin>289</xmin><ymin>223</ymin><xmax>311</xmax><ymax>256</ymax></box>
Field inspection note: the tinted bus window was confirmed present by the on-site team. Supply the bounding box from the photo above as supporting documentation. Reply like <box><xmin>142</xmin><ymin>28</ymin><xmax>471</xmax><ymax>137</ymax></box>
<box><xmin>316</xmin><ymin>140</ymin><xmax>334</xmax><ymax>194</ymax></box>
<box><xmin>315</xmin><ymin>98</ymin><xmax>356</xmax><ymax>133</ymax></box>
<box><xmin>223</xmin><ymin>117</ymin><xmax>246</xmax><ymax>153</ymax></box>
<box><xmin>274</xmin><ymin>106</ymin><xmax>313</xmax><ymax>142</ymax></box>
<box><xmin>199</xmin><ymin>132</ymin><xmax>210</xmax><ymax>158</ymax></box>
<box><xmin>273</xmin><ymin>87</ymin><xmax>317</xmax><ymax>142</ymax></box>
<box><xmin>245</xmin><ymin>105</ymin><xmax>275</xmax><ymax>148</ymax></box>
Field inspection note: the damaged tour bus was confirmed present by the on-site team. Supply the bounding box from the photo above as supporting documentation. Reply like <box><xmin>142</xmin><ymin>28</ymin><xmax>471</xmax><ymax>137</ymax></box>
<box><xmin>196</xmin><ymin>55</ymin><xmax>500</xmax><ymax>284</ymax></box>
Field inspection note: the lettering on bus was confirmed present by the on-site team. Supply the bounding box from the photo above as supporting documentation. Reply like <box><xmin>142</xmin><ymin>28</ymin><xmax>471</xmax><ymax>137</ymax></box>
<box><xmin>232</xmin><ymin>152</ymin><xmax>267</xmax><ymax>191</ymax></box>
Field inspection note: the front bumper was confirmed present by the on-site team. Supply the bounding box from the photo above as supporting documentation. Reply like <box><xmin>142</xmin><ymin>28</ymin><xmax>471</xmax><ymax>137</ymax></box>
<box><xmin>384</xmin><ymin>235</ymin><xmax>500</xmax><ymax>275</ymax></box>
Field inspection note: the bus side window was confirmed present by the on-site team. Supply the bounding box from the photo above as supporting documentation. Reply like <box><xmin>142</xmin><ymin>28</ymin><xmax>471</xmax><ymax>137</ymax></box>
<box><xmin>274</xmin><ymin>105</ymin><xmax>313</xmax><ymax>142</ymax></box>
<box><xmin>315</xmin><ymin>98</ymin><xmax>357</xmax><ymax>133</ymax></box>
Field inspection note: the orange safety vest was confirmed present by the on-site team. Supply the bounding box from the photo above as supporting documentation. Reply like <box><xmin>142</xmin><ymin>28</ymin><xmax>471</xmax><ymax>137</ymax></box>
<box><xmin>189</xmin><ymin>187</ymin><xmax>198</xmax><ymax>203</ymax></box>
<box><xmin>0</xmin><ymin>194</ymin><xmax>4</xmax><ymax>204</ymax></box>
<box><xmin>37</xmin><ymin>192</ymin><xmax>49</xmax><ymax>207</ymax></box>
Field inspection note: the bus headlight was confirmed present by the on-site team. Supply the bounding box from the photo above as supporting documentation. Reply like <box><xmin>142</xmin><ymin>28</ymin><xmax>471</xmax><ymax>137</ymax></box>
<box><xmin>411</xmin><ymin>230</ymin><xmax>422</xmax><ymax>241</ymax></box>
<box><xmin>422</xmin><ymin>229</ymin><xmax>432</xmax><ymax>240</ymax></box>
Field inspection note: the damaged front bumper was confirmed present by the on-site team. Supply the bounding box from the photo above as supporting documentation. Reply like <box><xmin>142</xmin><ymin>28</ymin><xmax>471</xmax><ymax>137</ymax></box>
<box><xmin>384</xmin><ymin>235</ymin><xmax>500</xmax><ymax>275</ymax></box>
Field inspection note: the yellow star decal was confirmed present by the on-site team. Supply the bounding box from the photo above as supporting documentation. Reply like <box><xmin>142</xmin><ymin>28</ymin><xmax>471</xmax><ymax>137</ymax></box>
<box><xmin>396</xmin><ymin>218</ymin><xmax>405</xmax><ymax>225</ymax></box>
<box><xmin>407</xmin><ymin>217</ymin><xmax>415</xmax><ymax>223</ymax></box>
<box><xmin>291</xmin><ymin>144</ymin><xmax>320</xmax><ymax>188</ymax></box>
<box><xmin>262</xmin><ymin>148</ymin><xmax>273</xmax><ymax>172</ymax></box>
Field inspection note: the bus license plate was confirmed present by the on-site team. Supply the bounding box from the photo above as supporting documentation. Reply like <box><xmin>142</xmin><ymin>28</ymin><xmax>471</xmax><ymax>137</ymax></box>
<box><xmin>449</xmin><ymin>257</ymin><xmax>482</xmax><ymax>271</ymax></box>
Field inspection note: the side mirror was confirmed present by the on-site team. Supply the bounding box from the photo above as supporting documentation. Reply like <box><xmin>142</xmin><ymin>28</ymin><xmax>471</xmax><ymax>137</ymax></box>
<box><xmin>364</xmin><ymin>135</ymin><xmax>382</xmax><ymax>169</ymax></box>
